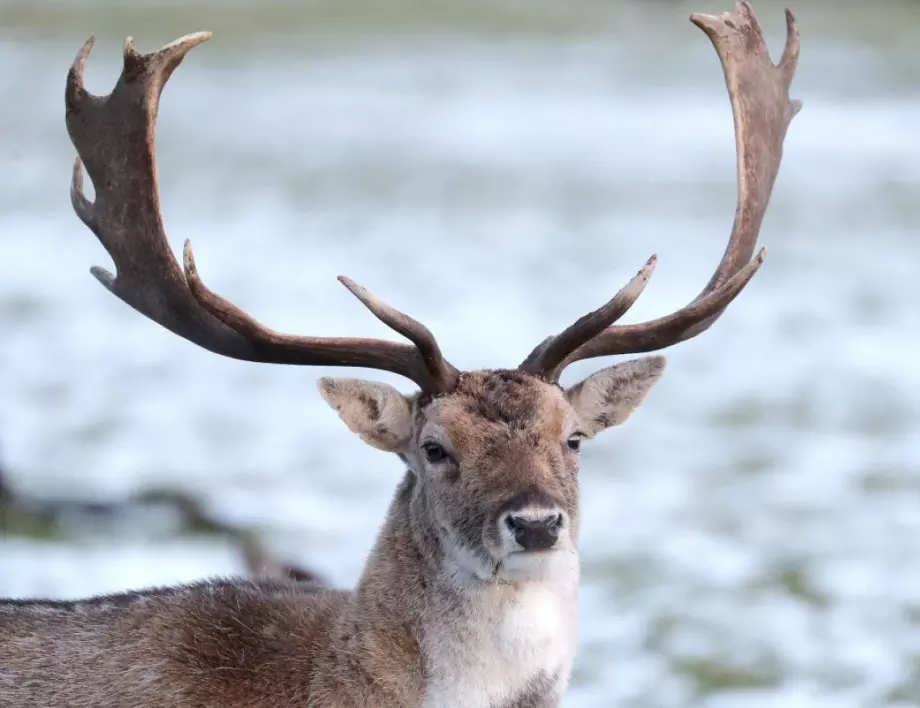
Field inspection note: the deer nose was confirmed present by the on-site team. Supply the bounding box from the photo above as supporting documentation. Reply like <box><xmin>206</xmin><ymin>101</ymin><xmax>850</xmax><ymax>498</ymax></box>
<box><xmin>505</xmin><ymin>511</ymin><xmax>564</xmax><ymax>551</ymax></box>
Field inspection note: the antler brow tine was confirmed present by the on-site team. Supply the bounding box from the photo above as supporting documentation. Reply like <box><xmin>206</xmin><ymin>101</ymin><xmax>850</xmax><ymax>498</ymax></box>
<box><xmin>520</xmin><ymin>255</ymin><xmax>657</xmax><ymax>376</ymax></box>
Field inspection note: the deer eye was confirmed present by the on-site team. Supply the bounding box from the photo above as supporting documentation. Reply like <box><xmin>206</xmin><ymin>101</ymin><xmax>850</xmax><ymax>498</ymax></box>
<box><xmin>566</xmin><ymin>435</ymin><xmax>583</xmax><ymax>452</ymax></box>
<box><xmin>422</xmin><ymin>442</ymin><xmax>450</xmax><ymax>464</ymax></box>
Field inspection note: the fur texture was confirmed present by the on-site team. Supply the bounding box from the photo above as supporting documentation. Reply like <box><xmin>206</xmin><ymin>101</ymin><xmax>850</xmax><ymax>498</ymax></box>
<box><xmin>1</xmin><ymin>360</ymin><xmax>665</xmax><ymax>708</ymax></box>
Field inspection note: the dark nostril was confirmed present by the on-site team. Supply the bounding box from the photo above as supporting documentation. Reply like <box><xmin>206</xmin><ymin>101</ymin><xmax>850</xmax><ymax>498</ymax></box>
<box><xmin>505</xmin><ymin>512</ymin><xmax>564</xmax><ymax>551</ymax></box>
<box><xmin>506</xmin><ymin>512</ymin><xmax>564</xmax><ymax>530</ymax></box>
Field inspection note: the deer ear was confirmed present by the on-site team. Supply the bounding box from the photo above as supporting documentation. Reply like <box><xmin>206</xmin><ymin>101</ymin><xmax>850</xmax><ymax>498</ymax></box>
<box><xmin>317</xmin><ymin>378</ymin><xmax>414</xmax><ymax>452</ymax></box>
<box><xmin>565</xmin><ymin>356</ymin><xmax>667</xmax><ymax>437</ymax></box>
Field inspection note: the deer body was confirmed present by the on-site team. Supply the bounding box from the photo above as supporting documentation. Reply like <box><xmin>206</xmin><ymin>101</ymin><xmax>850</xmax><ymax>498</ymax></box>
<box><xmin>0</xmin><ymin>506</ymin><xmax>570</xmax><ymax>708</ymax></box>
<box><xmin>3</xmin><ymin>374</ymin><xmax>588</xmax><ymax>708</ymax></box>
<box><xmin>2</xmin><ymin>3</ymin><xmax>802</xmax><ymax>706</ymax></box>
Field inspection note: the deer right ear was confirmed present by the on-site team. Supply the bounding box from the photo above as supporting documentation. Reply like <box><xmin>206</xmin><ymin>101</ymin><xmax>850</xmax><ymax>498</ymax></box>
<box><xmin>317</xmin><ymin>378</ymin><xmax>414</xmax><ymax>452</ymax></box>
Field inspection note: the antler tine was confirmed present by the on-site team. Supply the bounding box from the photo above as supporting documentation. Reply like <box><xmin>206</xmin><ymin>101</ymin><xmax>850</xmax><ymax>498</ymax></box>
<box><xmin>544</xmin><ymin>248</ymin><xmax>765</xmax><ymax>381</ymax></box>
<box><xmin>66</xmin><ymin>33</ymin><xmax>456</xmax><ymax>394</ymax></box>
<box><xmin>521</xmin><ymin>3</ymin><xmax>800</xmax><ymax>380</ymax></box>
<box><xmin>520</xmin><ymin>255</ymin><xmax>657</xmax><ymax>376</ymax></box>
<box><xmin>337</xmin><ymin>276</ymin><xmax>459</xmax><ymax>392</ymax></box>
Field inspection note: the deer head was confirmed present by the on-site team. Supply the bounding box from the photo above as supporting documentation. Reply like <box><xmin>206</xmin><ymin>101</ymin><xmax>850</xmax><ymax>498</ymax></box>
<box><xmin>64</xmin><ymin>2</ymin><xmax>801</xmax><ymax>583</ymax></box>
<box><xmin>318</xmin><ymin>359</ymin><xmax>667</xmax><ymax>581</ymax></box>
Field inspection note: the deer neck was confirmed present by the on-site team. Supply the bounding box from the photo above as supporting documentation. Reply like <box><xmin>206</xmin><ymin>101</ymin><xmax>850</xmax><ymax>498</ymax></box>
<box><xmin>350</xmin><ymin>470</ymin><xmax>580</xmax><ymax>707</ymax></box>
<box><xmin>351</xmin><ymin>471</ymin><xmax>457</xmax><ymax>626</ymax></box>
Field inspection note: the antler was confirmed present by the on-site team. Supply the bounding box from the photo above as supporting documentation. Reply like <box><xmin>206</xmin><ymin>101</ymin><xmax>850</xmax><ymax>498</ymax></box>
<box><xmin>521</xmin><ymin>2</ymin><xmax>801</xmax><ymax>381</ymax></box>
<box><xmin>65</xmin><ymin>33</ymin><xmax>458</xmax><ymax>394</ymax></box>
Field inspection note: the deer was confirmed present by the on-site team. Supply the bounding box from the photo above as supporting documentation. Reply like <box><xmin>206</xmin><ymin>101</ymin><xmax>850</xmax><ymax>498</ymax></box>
<box><xmin>0</xmin><ymin>3</ymin><xmax>801</xmax><ymax>707</ymax></box>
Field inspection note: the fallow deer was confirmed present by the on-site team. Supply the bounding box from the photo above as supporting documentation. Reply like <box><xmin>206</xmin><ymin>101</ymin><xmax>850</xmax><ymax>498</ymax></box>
<box><xmin>0</xmin><ymin>4</ymin><xmax>801</xmax><ymax>707</ymax></box>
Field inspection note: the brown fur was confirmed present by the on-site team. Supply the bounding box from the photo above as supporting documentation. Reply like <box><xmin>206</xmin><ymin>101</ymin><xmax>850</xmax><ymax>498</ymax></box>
<box><xmin>0</xmin><ymin>361</ymin><xmax>665</xmax><ymax>708</ymax></box>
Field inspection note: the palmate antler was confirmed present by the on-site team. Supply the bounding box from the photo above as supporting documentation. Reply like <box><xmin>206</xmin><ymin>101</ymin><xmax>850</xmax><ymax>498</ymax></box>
<box><xmin>66</xmin><ymin>2</ymin><xmax>800</xmax><ymax>391</ymax></box>
<box><xmin>521</xmin><ymin>3</ymin><xmax>801</xmax><ymax>380</ymax></box>
<box><xmin>65</xmin><ymin>33</ymin><xmax>458</xmax><ymax>394</ymax></box>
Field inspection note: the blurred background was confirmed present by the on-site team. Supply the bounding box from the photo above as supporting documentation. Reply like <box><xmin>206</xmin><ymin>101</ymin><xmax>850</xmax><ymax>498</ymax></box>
<box><xmin>1</xmin><ymin>0</ymin><xmax>918</xmax><ymax>705</ymax></box>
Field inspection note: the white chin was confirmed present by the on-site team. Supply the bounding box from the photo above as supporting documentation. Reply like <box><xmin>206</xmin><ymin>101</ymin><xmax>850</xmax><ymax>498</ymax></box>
<box><xmin>496</xmin><ymin>548</ymin><xmax>579</xmax><ymax>583</ymax></box>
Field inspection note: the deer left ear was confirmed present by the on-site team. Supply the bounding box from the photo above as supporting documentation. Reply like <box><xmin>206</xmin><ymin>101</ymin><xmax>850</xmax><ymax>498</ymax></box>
<box><xmin>565</xmin><ymin>356</ymin><xmax>667</xmax><ymax>437</ymax></box>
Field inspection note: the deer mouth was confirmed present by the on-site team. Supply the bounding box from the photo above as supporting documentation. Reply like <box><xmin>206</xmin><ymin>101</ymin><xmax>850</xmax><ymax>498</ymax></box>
<box><xmin>492</xmin><ymin>547</ymin><xmax>578</xmax><ymax>585</ymax></box>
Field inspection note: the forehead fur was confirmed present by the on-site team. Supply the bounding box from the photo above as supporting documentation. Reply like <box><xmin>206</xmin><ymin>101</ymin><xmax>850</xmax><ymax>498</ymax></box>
<box><xmin>419</xmin><ymin>370</ymin><xmax>571</xmax><ymax>447</ymax></box>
